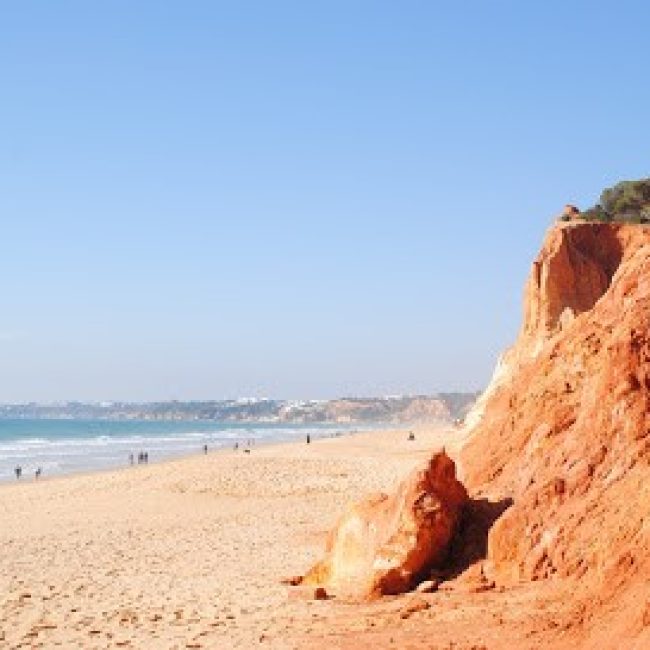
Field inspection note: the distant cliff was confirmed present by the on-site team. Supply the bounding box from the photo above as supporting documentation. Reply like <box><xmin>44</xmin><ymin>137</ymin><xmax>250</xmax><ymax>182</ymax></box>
<box><xmin>277</xmin><ymin>395</ymin><xmax>475</xmax><ymax>424</ymax></box>
<box><xmin>0</xmin><ymin>393</ymin><xmax>477</xmax><ymax>425</ymax></box>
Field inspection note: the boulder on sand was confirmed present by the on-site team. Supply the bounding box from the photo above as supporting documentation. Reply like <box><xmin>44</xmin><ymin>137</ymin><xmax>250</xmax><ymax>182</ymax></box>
<box><xmin>302</xmin><ymin>451</ymin><xmax>468</xmax><ymax>600</ymax></box>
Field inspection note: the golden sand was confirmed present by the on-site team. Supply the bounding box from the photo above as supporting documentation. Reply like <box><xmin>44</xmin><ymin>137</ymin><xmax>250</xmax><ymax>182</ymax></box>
<box><xmin>0</xmin><ymin>426</ymin><xmax>454</xmax><ymax>649</ymax></box>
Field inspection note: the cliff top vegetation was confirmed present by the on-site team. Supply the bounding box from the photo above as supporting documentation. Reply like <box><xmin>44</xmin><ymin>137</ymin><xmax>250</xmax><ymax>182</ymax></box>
<box><xmin>569</xmin><ymin>178</ymin><xmax>650</xmax><ymax>223</ymax></box>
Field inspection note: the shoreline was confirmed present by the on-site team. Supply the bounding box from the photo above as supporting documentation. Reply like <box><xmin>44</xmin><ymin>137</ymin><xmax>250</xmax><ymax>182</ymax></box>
<box><xmin>0</xmin><ymin>420</ymin><xmax>413</xmax><ymax>488</ymax></box>
<box><xmin>0</xmin><ymin>421</ymin><xmax>438</xmax><ymax>490</ymax></box>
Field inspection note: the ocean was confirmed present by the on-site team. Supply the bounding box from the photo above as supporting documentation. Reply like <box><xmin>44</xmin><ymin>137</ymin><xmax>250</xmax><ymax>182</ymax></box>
<box><xmin>0</xmin><ymin>419</ymin><xmax>355</xmax><ymax>481</ymax></box>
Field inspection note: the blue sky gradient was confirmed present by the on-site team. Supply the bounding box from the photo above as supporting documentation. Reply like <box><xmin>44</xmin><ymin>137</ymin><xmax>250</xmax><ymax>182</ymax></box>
<box><xmin>1</xmin><ymin>1</ymin><xmax>649</xmax><ymax>401</ymax></box>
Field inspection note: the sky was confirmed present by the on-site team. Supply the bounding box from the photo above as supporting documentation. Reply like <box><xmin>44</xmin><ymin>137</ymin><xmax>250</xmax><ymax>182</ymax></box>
<box><xmin>1</xmin><ymin>1</ymin><xmax>649</xmax><ymax>402</ymax></box>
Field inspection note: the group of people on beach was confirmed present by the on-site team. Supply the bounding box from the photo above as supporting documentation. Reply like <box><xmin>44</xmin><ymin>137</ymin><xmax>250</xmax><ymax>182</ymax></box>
<box><xmin>13</xmin><ymin>431</ymin><xmax>332</xmax><ymax>481</ymax></box>
<box><xmin>122</xmin><ymin>433</ymin><xmax>323</xmax><ymax>469</ymax></box>
<box><xmin>128</xmin><ymin>444</ymin><xmax>212</xmax><ymax>466</ymax></box>
<box><xmin>233</xmin><ymin>439</ymin><xmax>256</xmax><ymax>453</ymax></box>
<box><xmin>14</xmin><ymin>465</ymin><xmax>42</xmax><ymax>480</ymax></box>
<box><xmin>129</xmin><ymin>452</ymin><xmax>149</xmax><ymax>465</ymax></box>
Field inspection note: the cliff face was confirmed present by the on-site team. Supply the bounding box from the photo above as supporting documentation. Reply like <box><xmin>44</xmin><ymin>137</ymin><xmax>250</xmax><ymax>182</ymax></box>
<box><xmin>519</xmin><ymin>223</ymin><xmax>625</xmax><ymax>353</ymax></box>
<box><xmin>459</xmin><ymin>221</ymin><xmax>650</xmax><ymax>644</ymax></box>
<box><xmin>464</xmin><ymin>223</ymin><xmax>644</xmax><ymax>431</ymax></box>
<box><xmin>296</xmin><ymin>221</ymin><xmax>649</xmax><ymax>647</ymax></box>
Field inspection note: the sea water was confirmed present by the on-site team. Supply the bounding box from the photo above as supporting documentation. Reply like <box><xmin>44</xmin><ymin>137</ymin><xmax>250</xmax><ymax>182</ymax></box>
<box><xmin>0</xmin><ymin>419</ymin><xmax>354</xmax><ymax>481</ymax></box>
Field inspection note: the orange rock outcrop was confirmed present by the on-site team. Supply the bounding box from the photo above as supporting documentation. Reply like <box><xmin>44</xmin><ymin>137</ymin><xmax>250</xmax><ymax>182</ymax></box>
<box><xmin>298</xmin><ymin>221</ymin><xmax>649</xmax><ymax>647</ymax></box>
<box><xmin>302</xmin><ymin>451</ymin><xmax>468</xmax><ymax>600</ymax></box>
<box><xmin>460</xmin><ymin>221</ymin><xmax>650</xmax><ymax>644</ymax></box>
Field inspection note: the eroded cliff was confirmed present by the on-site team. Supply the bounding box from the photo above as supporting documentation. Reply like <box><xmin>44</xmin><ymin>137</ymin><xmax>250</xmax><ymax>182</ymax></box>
<box><xmin>298</xmin><ymin>220</ymin><xmax>650</xmax><ymax>648</ymax></box>
<box><xmin>459</xmin><ymin>221</ymin><xmax>650</xmax><ymax>646</ymax></box>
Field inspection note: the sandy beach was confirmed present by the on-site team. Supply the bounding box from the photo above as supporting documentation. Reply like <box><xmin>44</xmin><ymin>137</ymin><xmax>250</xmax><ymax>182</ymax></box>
<box><xmin>0</xmin><ymin>425</ymin><xmax>464</xmax><ymax>649</ymax></box>
<box><xmin>1</xmin><ymin>423</ymin><xmax>626</xmax><ymax>650</ymax></box>
<box><xmin>5</xmin><ymin>5</ymin><xmax>650</xmax><ymax>649</ymax></box>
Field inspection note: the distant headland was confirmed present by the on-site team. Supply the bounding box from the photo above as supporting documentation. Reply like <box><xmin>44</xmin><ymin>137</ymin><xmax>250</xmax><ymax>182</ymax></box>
<box><xmin>0</xmin><ymin>393</ymin><xmax>478</xmax><ymax>425</ymax></box>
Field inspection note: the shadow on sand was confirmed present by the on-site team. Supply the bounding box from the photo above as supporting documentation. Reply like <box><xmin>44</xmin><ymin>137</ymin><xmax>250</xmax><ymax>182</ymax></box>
<box><xmin>442</xmin><ymin>496</ymin><xmax>514</xmax><ymax>580</ymax></box>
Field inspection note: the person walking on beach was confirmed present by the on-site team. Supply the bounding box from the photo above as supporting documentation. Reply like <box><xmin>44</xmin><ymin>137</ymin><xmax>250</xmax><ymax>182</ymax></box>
<box><xmin>35</xmin><ymin>467</ymin><xmax>42</xmax><ymax>479</ymax></box>
<box><xmin>144</xmin><ymin>452</ymin><xmax>149</xmax><ymax>464</ymax></box>
<box><xmin>306</xmin><ymin>434</ymin><xmax>311</xmax><ymax>444</ymax></box>
<box><xmin>203</xmin><ymin>444</ymin><xmax>208</xmax><ymax>455</ymax></box>
<box><xmin>129</xmin><ymin>453</ymin><xmax>134</xmax><ymax>466</ymax></box>
<box><xmin>14</xmin><ymin>465</ymin><xmax>22</xmax><ymax>479</ymax></box>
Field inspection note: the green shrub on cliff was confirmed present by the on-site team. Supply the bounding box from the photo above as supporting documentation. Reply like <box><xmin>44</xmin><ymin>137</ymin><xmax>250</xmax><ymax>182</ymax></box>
<box><xmin>580</xmin><ymin>205</ymin><xmax>611</xmax><ymax>222</ymax></box>
<box><xmin>581</xmin><ymin>178</ymin><xmax>650</xmax><ymax>224</ymax></box>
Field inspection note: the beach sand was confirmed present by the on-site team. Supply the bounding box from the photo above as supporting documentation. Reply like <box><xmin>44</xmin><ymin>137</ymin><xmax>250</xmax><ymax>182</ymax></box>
<box><xmin>0</xmin><ymin>426</ymin><xmax>455</xmax><ymax>649</ymax></box>
<box><xmin>0</xmin><ymin>426</ymin><xmax>579</xmax><ymax>650</ymax></box>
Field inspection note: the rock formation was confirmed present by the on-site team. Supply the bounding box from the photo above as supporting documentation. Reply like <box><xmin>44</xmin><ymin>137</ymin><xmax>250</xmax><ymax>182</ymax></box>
<box><xmin>560</xmin><ymin>204</ymin><xmax>581</xmax><ymax>220</ymax></box>
<box><xmin>459</xmin><ymin>221</ymin><xmax>650</xmax><ymax>643</ymax></box>
<box><xmin>298</xmin><ymin>220</ymin><xmax>649</xmax><ymax>645</ymax></box>
<box><xmin>302</xmin><ymin>451</ymin><xmax>468</xmax><ymax>600</ymax></box>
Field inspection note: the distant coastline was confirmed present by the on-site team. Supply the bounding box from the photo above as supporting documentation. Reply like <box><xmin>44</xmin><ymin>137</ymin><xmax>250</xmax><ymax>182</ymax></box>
<box><xmin>0</xmin><ymin>393</ymin><xmax>478</xmax><ymax>425</ymax></box>
<box><xmin>0</xmin><ymin>394</ymin><xmax>477</xmax><ymax>481</ymax></box>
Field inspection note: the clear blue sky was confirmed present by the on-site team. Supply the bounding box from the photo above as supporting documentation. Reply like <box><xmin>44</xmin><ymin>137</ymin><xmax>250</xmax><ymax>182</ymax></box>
<box><xmin>1</xmin><ymin>1</ymin><xmax>649</xmax><ymax>402</ymax></box>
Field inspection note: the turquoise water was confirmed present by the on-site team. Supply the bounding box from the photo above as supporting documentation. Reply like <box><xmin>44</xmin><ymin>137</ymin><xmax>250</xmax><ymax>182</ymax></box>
<box><xmin>0</xmin><ymin>419</ymin><xmax>351</xmax><ymax>481</ymax></box>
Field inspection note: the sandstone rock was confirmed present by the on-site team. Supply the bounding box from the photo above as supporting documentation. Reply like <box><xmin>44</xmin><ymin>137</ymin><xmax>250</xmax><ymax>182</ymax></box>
<box><xmin>468</xmin><ymin>579</ymin><xmax>496</xmax><ymax>594</ymax></box>
<box><xmin>313</xmin><ymin>587</ymin><xmax>328</xmax><ymax>600</ymax></box>
<box><xmin>400</xmin><ymin>596</ymin><xmax>431</xmax><ymax>619</ymax></box>
<box><xmin>302</xmin><ymin>451</ymin><xmax>468</xmax><ymax>599</ymax></box>
<box><xmin>461</xmin><ymin>222</ymin><xmax>641</xmax><ymax>432</ymax></box>
<box><xmin>459</xmin><ymin>221</ymin><xmax>650</xmax><ymax>641</ymax></box>
<box><xmin>520</xmin><ymin>223</ymin><xmax>620</xmax><ymax>350</ymax></box>
<box><xmin>642</xmin><ymin>601</ymin><xmax>650</xmax><ymax>627</ymax></box>
<box><xmin>415</xmin><ymin>579</ymin><xmax>440</xmax><ymax>593</ymax></box>
<box><xmin>560</xmin><ymin>204</ymin><xmax>581</xmax><ymax>220</ymax></box>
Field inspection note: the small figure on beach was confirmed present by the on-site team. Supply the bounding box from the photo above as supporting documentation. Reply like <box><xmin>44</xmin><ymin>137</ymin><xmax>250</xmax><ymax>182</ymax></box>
<box><xmin>306</xmin><ymin>434</ymin><xmax>311</xmax><ymax>444</ymax></box>
<box><xmin>129</xmin><ymin>453</ymin><xmax>134</xmax><ymax>465</ymax></box>
<box><xmin>14</xmin><ymin>465</ymin><xmax>22</xmax><ymax>479</ymax></box>
<box><xmin>35</xmin><ymin>467</ymin><xmax>42</xmax><ymax>479</ymax></box>
<box><xmin>203</xmin><ymin>444</ymin><xmax>208</xmax><ymax>455</ymax></box>
<box><xmin>143</xmin><ymin>452</ymin><xmax>149</xmax><ymax>464</ymax></box>
<box><xmin>408</xmin><ymin>431</ymin><xmax>415</xmax><ymax>441</ymax></box>
<box><xmin>234</xmin><ymin>442</ymin><xmax>239</xmax><ymax>451</ymax></box>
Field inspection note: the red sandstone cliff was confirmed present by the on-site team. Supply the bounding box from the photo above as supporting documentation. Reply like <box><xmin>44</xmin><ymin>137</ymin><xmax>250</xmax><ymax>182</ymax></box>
<box><xmin>460</xmin><ymin>221</ymin><xmax>650</xmax><ymax>647</ymax></box>
<box><xmin>299</xmin><ymin>221</ymin><xmax>649</xmax><ymax>648</ymax></box>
